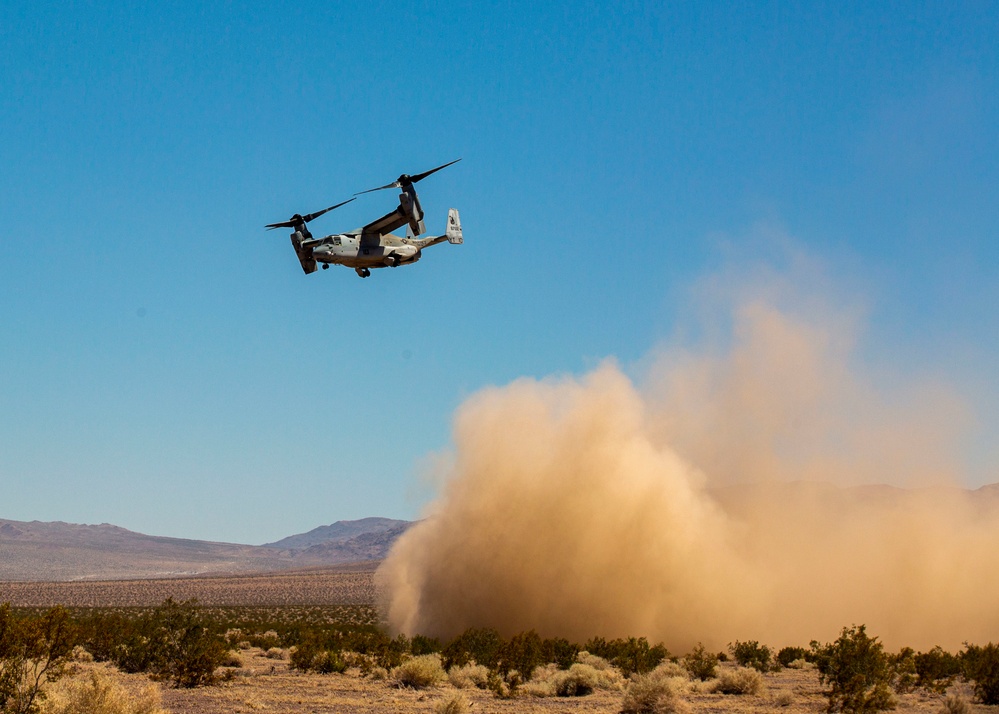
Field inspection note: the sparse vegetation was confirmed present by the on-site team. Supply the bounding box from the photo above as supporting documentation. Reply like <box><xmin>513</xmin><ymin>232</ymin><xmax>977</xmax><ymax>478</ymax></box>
<box><xmin>583</xmin><ymin>636</ymin><xmax>668</xmax><ymax>675</ymax></box>
<box><xmin>938</xmin><ymin>693</ymin><xmax>971</xmax><ymax>714</ymax></box>
<box><xmin>811</xmin><ymin>625</ymin><xmax>895</xmax><ymax>713</ymax></box>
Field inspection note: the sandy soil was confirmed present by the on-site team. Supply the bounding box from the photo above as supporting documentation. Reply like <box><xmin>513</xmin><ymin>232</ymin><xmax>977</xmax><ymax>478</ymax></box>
<box><xmin>58</xmin><ymin>649</ymin><xmax>987</xmax><ymax>714</ymax></box>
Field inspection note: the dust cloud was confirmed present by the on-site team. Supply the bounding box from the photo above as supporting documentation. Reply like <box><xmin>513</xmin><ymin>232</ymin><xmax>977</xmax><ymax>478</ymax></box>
<box><xmin>376</xmin><ymin>265</ymin><xmax>999</xmax><ymax>652</ymax></box>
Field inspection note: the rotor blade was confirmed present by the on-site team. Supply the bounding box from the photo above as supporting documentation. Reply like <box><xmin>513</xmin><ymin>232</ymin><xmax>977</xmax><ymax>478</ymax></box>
<box><xmin>354</xmin><ymin>180</ymin><xmax>402</xmax><ymax>196</ymax></box>
<box><xmin>302</xmin><ymin>197</ymin><xmax>355</xmax><ymax>223</ymax></box>
<box><xmin>265</xmin><ymin>197</ymin><xmax>355</xmax><ymax>230</ymax></box>
<box><xmin>409</xmin><ymin>158</ymin><xmax>461</xmax><ymax>184</ymax></box>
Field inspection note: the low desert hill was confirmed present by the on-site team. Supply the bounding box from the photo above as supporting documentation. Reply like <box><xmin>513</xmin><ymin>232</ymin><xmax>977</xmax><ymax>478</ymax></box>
<box><xmin>0</xmin><ymin>517</ymin><xmax>412</xmax><ymax>582</ymax></box>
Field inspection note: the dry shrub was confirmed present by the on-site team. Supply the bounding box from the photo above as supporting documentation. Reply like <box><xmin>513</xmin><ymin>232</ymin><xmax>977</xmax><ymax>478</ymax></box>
<box><xmin>40</xmin><ymin>671</ymin><xmax>165</xmax><ymax>714</ymax></box>
<box><xmin>621</xmin><ymin>669</ymin><xmax>690</xmax><ymax>714</ymax></box>
<box><xmin>576</xmin><ymin>651</ymin><xmax>615</xmax><ymax>670</ymax></box>
<box><xmin>649</xmin><ymin>660</ymin><xmax>688</xmax><ymax>680</ymax></box>
<box><xmin>264</xmin><ymin>648</ymin><xmax>285</xmax><ymax>660</ymax></box>
<box><xmin>369</xmin><ymin>666</ymin><xmax>389</xmax><ymax>680</ymax></box>
<box><xmin>788</xmin><ymin>658</ymin><xmax>809</xmax><ymax>669</ymax></box>
<box><xmin>447</xmin><ymin>662</ymin><xmax>489</xmax><ymax>689</ymax></box>
<box><xmin>392</xmin><ymin>654</ymin><xmax>446</xmax><ymax>689</ymax></box>
<box><xmin>70</xmin><ymin>647</ymin><xmax>93</xmax><ymax>664</ymax></box>
<box><xmin>939</xmin><ymin>694</ymin><xmax>971</xmax><ymax>714</ymax></box>
<box><xmin>712</xmin><ymin>666</ymin><xmax>764</xmax><ymax>695</ymax></box>
<box><xmin>521</xmin><ymin>664</ymin><xmax>558</xmax><ymax>697</ymax></box>
<box><xmin>221</xmin><ymin>652</ymin><xmax>243</xmax><ymax>668</ymax></box>
<box><xmin>553</xmin><ymin>663</ymin><xmax>618</xmax><ymax>696</ymax></box>
<box><xmin>434</xmin><ymin>692</ymin><xmax>469</xmax><ymax>714</ymax></box>
<box><xmin>774</xmin><ymin>690</ymin><xmax>795</xmax><ymax>707</ymax></box>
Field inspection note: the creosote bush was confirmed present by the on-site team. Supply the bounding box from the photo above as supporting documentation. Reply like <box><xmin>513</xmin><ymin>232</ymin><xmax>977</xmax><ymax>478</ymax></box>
<box><xmin>961</xmin><ymin>642</ymin><xmax>999</xmax><ymax>705</ymax></box>
<box><xmin>0</xmin><ymin>604</ymin><xmax>76</xmax><ymax>714</ymax></box>
<box><xmin>811</xmin><ymin>625</ymin><xmax>895</xmax><ymax>713</ymax></box>
<box><xmin>682</xmin><ymin>643</ymin><xmax>718</xmax><ymax>681</ymax></box>
<box><xmin>914</xmin><ymin>647</ymin><xmax>961</xmax><ymax>693</ymax></box>
<box><xmin>777</xmin><ymin>646</ymin><xmax>808</xmax><ymax>669</ymax></box>
<box><xmin>730</xmin><ymin>640</ymin><xmax>774</xmax><ymax>673</ymax></box>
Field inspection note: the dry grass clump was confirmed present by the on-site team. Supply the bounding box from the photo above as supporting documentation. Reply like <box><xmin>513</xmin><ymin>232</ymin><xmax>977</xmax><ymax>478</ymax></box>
<box><xmin>576</xmin><ymin>651</ymin><xmax>615</xmax><ymax>670</ymax></box>
<box><xmin>521</xmin><ymin>659</ymin><xmax>623</xmax><ymax>697</ymax></box>
<box><xmin>711</xmin><ymin>666</ymin><xmax>764</xmax><ymax>695</ymax></box>
<box><xmin>391</xmin><ymin>653</ymin><xmax>447</xmax><ymax>689</ymax></box>
<box><xmin>774</xmin><ymin>689</ymin><xmax>795</xmax><ymax>706</ymax></box>
<box><xmin>939</xmin><ymin>694</ymin><xmax>971</xmax><ymax>714</ymax></box>
<box><xmin>447</xmin><ymin>662</ymin><xmax>490</xmax><ymax>689</ymax></box>
<box><xmin>434</xmin><ymin>692</ymin><xmax>470</xmax><ymax>714</ymax></box>
<box><xmin>787</xmin><ymin>658</ymin><xmax>809</xmax><ymax>669</ymax></box>
<box><xmin>369</xmin><ymin>666</ymin><xmax>389</xmax><ymax>680</ymax></box>
<box><xmin>264</xmin><ymin>647</ymin><xmax>286</xmax><ymax>660</ymax></box>
<box><xmin>40</xmin><ymin>671</ymin><xmax>165</xmax><ymax>714</ymax></box>
<box><xmin>221</xmin><ymin>651</ymin><xmax>243</xmax><ymax>667</ymax></box>
<box><xmin>70</xmin><ymin>646</ymin><xmax>93</xmax><ymax>663</ymax></box>
<box><xmin>621</xmin><ymin>669</ymin><xmax>690</xmax><ymax>714</ymax></box>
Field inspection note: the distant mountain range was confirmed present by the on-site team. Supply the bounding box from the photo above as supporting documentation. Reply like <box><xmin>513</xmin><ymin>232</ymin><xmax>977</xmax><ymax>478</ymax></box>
<box><xmin>0</xmin><ymin>517</ymin><xmax>413</xmax><ymax>582</ymax></box>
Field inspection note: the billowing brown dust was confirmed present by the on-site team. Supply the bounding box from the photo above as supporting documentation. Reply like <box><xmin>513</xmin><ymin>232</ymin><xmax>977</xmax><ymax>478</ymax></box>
<box><xmin>376</xmin><ymin>283</ymin><xmax>999</xmax><ymax>652</ymax></box>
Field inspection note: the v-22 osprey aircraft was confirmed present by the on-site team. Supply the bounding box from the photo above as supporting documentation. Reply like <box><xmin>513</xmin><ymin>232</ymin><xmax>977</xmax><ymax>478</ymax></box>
<box><xmin>266</xmin><ymin>159</ymin><xmax>463</xmax><ymax>278</ymax></box>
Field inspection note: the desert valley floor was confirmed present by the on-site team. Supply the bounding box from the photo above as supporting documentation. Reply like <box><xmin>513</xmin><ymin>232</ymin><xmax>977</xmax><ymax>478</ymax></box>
<box><xmin>0</xmin><ymin>565</ymin><xmax>990</xmax><ymax>713</ymax></box>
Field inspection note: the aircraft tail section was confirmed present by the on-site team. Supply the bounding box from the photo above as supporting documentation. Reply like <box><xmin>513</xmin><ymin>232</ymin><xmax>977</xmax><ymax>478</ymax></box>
<box><xmin>445</xmin><ymin>208</ymin><xmax>463</xmax><ymax>244</ymax></box>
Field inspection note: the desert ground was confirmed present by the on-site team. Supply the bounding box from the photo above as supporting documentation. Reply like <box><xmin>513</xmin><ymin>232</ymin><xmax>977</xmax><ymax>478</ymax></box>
<box><xmin>3</xmin><ymin>566</ymin><xmax>991</xmax><ymax>713</ymax></box>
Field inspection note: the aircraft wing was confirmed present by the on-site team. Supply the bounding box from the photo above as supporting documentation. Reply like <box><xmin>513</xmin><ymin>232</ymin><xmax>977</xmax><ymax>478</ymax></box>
<box><xmin>360</xmin><ymin>206</ymin><xmax>408</xmax><ymax>237</ymax></box>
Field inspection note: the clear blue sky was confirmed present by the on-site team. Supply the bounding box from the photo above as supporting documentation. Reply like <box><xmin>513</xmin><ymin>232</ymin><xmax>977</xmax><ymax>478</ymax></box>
<box><xmin>2</xmin><ymin>1</ymin><xmax>997</xmax><ymax>544</ymax></box>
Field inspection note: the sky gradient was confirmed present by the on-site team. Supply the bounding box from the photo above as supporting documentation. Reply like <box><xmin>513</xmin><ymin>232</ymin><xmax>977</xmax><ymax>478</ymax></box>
<box><xmin>2</xmin><ymin>1</ymin><xmax>997</xmax><ymax>543</ymax></box>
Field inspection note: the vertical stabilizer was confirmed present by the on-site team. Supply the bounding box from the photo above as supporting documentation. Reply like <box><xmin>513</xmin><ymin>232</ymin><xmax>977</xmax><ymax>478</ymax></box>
<box><xmin>445</xmin><ymin>208</ymin><xmax>463</xmax><ymax>244</ymax></box>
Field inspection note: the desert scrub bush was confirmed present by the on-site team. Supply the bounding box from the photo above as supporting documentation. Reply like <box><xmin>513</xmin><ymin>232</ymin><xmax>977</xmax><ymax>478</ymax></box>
<box><xmin>441</xmin><ymin>628</ymin><xmax>502</xmax><ymax>670</ymax></box>
<box><xmin>583</xmin><ymin>636</ymin><xmax>669</xmax><ymax>676</ymax></box>
<box><xmin>774</xmin><ymin>689</ymin><xmax>795</xmax><ymax>707</ymax></box>
<box><xmin>433</xmin><ymin>692</ymin><xmax>469</xmax><ymax>714</ymax></box>
<box><xmin>890</xmin><ymin>648</ymin><xmax>917</xmax><ymax>694</ymax></box>
<box><xmin>730</xmin><ymin>640</ymin><xmax>774</xmax><ymax>673</ymax></box>
<box><xmin>498</xmin><ymin>630</ymin><xmax>546</xmax><ymax>678</ymax></box>
<box><xmin>812</xmin><ymin>625</ymin><xmax>895</xmax><ymax>713</ymax></box>
<box><xmin>105</xmin><ymin>599</ymin><xmax>231</xmax><ymax>688</ymax></box>
<box><xmin>777</xmin><ymin>646</ymin><xmax>809</xmax><ymax>668</ymax></box>
<box><xmin>264</xmin><ymin>647</ymin><xmax>285</xmax><ymax>660</ymax></box>
<box><xmin>961</xmin><ymin>642</ymin><xmax>999</xmax><ymax>705</ymax></box>
<box><xmin>411</xmin><ymin>635</ymin><xmax>442</xmax><ymax>656</ymax></box>
<box><xmin>712</xmin><ymin>666</ymin><xmax>764</xmax><ymax>695</ymax></box>
<box><xmin>392</xmin><ymin>654</ymin><xmax>446</xmax><ymax>689</ymax></box>
<box><xmin>938</xmin><ymin>694</ymin><xmax>970</xmax><ymax>714</ymax></box>
<box><xmin>0</xmin><ymin>604</ymin><xmax>76</xmax><ymax>714</ymax></box>
<box><xmin>447</xmin><ymin>662</ymin><xmax>489</xmax><ymax>689</ymax></box>
<box><xmin>682</xmin><ymin>643</ymin><xmax>718</xmax><ymax>681</ymax></box>
<box><xmin>39</xmin><ymin>670</ymin><xmax>165</xmax><ymax>714</ymax></box>
<box><xmin>915</xmin><ymin>647</ymin><xmax>961</xmax><ymax>693</ymax></box>
<box><xmin>621</xmin><ymin>666</ymin><xmax>690</xmax><ymax>714</ymax></box>
<box><xmin>369</xmin><ymin>666</ymin><xmax>388</xmax><ymax>680</ymax></box>
<box><xmin>551</xmin><ymin>662</ymin><xmax>620</xmax><ymax>696</ymax></box>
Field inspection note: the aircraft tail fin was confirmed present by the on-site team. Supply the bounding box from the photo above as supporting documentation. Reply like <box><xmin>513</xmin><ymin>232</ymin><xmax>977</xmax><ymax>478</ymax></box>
<box><xmin>445</xmin><ymin>208</ymin><xmax>463</xmax><ymax>244</ymax></box>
